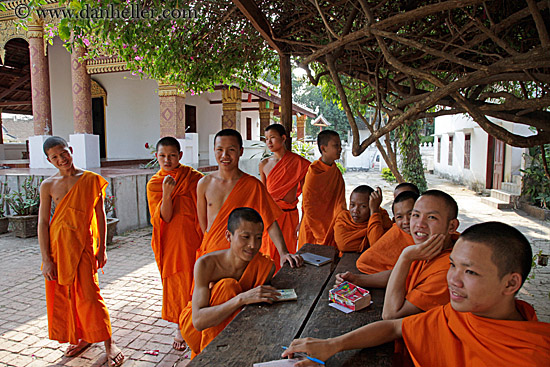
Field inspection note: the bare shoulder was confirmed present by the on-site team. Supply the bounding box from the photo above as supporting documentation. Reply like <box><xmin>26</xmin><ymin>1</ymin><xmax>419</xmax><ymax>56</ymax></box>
<box><xmin>40</xmin><ymin>174</ymin><xmax>58</xmax><ymax>193</ymax></box>
<box><xmin>198</xmin><ymin>174</ymin><xmax>214</xmax><ymax>187</ymax></box>
<box><xmin>195</xmin><ymin>251</ymin><xmax>226</xmax><ymax>281</ymax></box>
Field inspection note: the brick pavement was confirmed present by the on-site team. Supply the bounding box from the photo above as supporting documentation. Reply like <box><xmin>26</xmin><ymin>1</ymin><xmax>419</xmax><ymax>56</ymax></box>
<box><xmin>0</xmin><ymin>228</ymin><xmax>191</xmax><ymax>367</ymax></box>
<box><xmin>0</xmin><ymin>171</ymin><xmax>548</xmax><ymax>366</ymax></box>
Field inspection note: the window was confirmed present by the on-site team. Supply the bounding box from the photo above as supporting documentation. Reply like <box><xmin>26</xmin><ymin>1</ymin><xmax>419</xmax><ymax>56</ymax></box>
<box><xmin>464</xmin><ymin>134</ymin><xmax>471</xmax><ymax>169</ymax></box>
<box><xmin>448</xmin><ymin>136</ymin><xmax>453</xmax><ymax>166</ymax></box>
<box><xmin>437</xmin><ymin>137</ymin><xmax>441</xmax><ymax>163</ymax></box>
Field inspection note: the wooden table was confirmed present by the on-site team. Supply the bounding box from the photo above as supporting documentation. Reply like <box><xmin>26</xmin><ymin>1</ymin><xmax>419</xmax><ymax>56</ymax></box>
<box><xmin>188</xmin><ymin>245</ymin><xmax>394</xmax><ymax>366</ymax></box>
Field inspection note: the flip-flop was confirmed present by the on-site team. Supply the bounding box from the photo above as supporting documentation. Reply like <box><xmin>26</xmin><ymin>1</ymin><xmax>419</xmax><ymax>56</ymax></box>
<box><xmin>172</xmin><ymin>337</ymin><xmax>188</xmax><ymax>351</ymax></box>
<box><xmin>108</xmin><ymin>351</ymin><xmax>125</xmax><ymax>367</ymax></box>
<box><xmin>64</xmin><ymin>341</ymin><xmax>91</xmax><ymax>357</ymax></box>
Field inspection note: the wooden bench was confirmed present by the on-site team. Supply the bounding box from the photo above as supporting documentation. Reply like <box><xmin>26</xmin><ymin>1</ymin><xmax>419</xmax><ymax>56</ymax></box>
<box><xmin>188</xmin><ymin>245</ymin><xmax>394</xmax><ymax>366</ymax></box>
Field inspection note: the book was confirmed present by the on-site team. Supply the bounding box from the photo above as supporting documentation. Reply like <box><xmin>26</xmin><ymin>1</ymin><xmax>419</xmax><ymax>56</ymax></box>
<box><xmin>276</xmin><ymin>289</ymin><xmax>297</xmax><ymax>302</ymax></box>
<box><xmin>301</xmin><ymin>252</ymin><xmax>332</xmax><ymax>267</ymax></box>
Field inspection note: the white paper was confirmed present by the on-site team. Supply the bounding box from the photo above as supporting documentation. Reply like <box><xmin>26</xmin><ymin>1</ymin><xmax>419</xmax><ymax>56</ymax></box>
<box><xmin>253</xmin><ymin>359</ymin><xmax>301</xmax><ymax>366</ymax></box>
<box><xmin>328</xmin><ymin>302</ymin><xmax>354</xmax><ymax>313</ymax></box>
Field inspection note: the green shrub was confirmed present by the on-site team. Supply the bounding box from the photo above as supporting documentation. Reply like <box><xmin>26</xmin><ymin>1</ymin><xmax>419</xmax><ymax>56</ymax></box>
<box><xmin>336</xmin><ymin>162</ymin><xmax>346</xmax><ymax>174</ymax></box>
<box><xmin>521</xmin><ymin>145</ymin><xmax>550</xmax><ymax>209</ymax></box>
<box><xmin>381</xmin><ymin>168</ymin><xmax>396</xmax><ymax>183</ymax></box>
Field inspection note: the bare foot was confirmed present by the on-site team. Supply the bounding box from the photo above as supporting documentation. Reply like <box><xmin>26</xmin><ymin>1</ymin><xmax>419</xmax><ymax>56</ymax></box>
<box><xmin>173</xmin><ymin>327</ymin><xmax>188</xmax><ymax>351</ymax></box>
<box><xmin>64</xmin><ymin>340</ymin><xmax>91</xmax><ymax>357</ymax></box>
<box><xmin>104</xmin><ymin>338</ymin><xmax>125</xmax><ymax>367</ymax></box>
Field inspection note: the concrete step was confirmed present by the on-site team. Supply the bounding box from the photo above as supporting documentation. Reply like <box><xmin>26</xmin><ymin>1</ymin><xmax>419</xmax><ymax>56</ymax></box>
<box><xmin>490</xmin><ymin>189</ymin><xmax>520</xmax><ymax>203</ymax></box>
<box><xmin>501</xmin><ymin>182</ymin><xmax>521</xmax><ymax>195</ymax></box>
<box><xmin>481</xmin><ymin>196</ymin><xmax>514</xmax><ymax>210</ymax></box>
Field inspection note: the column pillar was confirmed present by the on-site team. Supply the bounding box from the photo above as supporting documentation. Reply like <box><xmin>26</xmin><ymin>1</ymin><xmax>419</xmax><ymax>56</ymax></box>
<box><xmin>296</xmin><ymin>114</ymin><xmax>307</xmax><ymax>141</ymax></box>
<box><xmin>27</xmin><ymin>22</ymin><xmax>52</xmax><ymax>136</ymax></box>
<box><xmin>69</xmin><ymin>45</ymin><xmax>99</xmax><ymax>168</ymax></box>
<box><xmin>27</xmin><ymin>22</ymin><xmax>54</xmax><ymax>168</ymax></box>
<box><xmin>258</xmin><ymin>100</ymin><xmax>274</xmax><ymax>141</ymax></box>
<box><xmin>71</xmin><ymin>45</ymin><xmax>92</xmax><ymax>134</ymax></box>
<box><xmin>221</xmin><ymin>87</ymin><xmax>242</xmax><ymax>131</ymax></box>
<box><xmin>158</xmin><ymin>84</ymin><xmax>186</xmax><ymax>138</ymax></box>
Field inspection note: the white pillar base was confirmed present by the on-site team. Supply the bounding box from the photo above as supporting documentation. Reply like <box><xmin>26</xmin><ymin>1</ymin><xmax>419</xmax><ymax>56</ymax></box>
<box><xmin>29</xmin><ymin>135</ymin><xmax>55</xmax><ymax>169</ymax></box>
<box><xmin>69</xmin><ymin>134</ymin><xmax>100</xmax><ymax>169</ymax></box>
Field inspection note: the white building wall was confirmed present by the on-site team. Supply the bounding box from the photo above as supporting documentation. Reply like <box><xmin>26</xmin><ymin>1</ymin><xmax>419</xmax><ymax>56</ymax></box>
<box><xmin>186</xmin><ymin>92</ymin><xmax>222</xmax><ymax>162</ymax></box>
<box><xmin>48</xmin><ymin>39</ymin><xmax>73</xmax><ymax>139</ymax></box>
<box><xmin>434</xmin><ymin>114</ymin><xmax>532</xmax><ymax>190</ymax></box>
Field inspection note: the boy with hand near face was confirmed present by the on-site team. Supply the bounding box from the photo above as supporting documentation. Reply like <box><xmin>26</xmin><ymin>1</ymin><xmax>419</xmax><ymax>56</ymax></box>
<box><xmin>283</xmin><ymin>222</ymin><xmax>550</xmax><ymax>367</ymax></box>
<box><xmin>356</xmin><ymin>191</ymin><xmax>418</xmax><ymax>274</ymax></box>
<box><xmin>146</xmin><ymin>136</ymin><xmax>204</xmax><ymax>350</ymax></box>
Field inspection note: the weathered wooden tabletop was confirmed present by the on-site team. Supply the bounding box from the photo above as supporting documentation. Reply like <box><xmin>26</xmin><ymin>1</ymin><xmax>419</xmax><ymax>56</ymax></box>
<box><xmin>188</xmin><ymin>245</ymin><xmax>394</xmax><ymax>366</ymax></box>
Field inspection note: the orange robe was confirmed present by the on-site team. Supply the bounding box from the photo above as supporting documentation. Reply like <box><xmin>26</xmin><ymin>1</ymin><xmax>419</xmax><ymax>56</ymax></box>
<box><xmin>405</xmin><ymin>247</ymin><xmax>453</xmax><ymax>311</ymax></box>
<box><xmin>197</xmin><ymin>174</ymin><xmax>282</xmax><ymax>258</ymax></box>
<box><xmin>298</xmin><ymin>160</ymin><xmax>346</xmax><ymax>248</ymax></box>
<box><xmin>402</xmin><ymin>301</ymin><xmax>550</xmax><ymax>366</ymax></box>
<box><xmin>45</xmin><ymin>171</ymin><xmax>111</xmax><ymax>344</ymax></box>
<box><xmin>356</xmin><ymin>223</ymin><xmax>414</xmax><ymax>274</ymax></box>
<box><xmin>179</xmin><ymin>253</ymin><xmax>274</xmax><ymax>358</ymax></box>
<box><xmin>262</xmin><ymin>151</ymin><xmax>310</xmax><ymax>269</ymax></box>
<box><xmin>147</xmin><ymin>164</ymin><xmax>204</xmax><ymax>323</ymax></box>
<box><xmin>322</xmin><ymin>209</ymin><xmax>393</xmax><ymax>253</ymax></box>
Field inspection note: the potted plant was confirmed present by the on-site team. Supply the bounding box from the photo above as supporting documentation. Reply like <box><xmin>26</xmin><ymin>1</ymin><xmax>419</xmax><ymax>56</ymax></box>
<box><xmin>104</xmin><ymin>195</ymin><xmax>119</xmax><ymax>245</ymax></box>
<box><xmin>0</xmin><ymin>182</ymin><xmax>9</xmax><ymax>234</ymax></box>
<box><xmin>6</xmin><ymin>176</ymin><xmax>41</xmax><ymax>238</ymax></box>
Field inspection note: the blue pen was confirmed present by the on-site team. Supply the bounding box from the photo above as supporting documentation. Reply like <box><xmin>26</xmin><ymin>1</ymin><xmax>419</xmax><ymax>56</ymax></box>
<box><xmin>282</xmin><ymin>346</ymin><xmax>325</xmax><ymax>365</ymax></box>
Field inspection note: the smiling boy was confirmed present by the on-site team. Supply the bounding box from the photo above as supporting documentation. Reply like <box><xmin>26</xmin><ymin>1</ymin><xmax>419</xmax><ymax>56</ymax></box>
<box><xmin>283</xmin><ymin>222</ymin><xmax>550</xmax><ymax>366</ymax></box>
<box><xmin>179</xmin><ymin>207</ymin><xmax>279</xmax><ymax>358</ymax></box>
<box><xmin>38</xmin><ymin>136</ymin><xmax>124</xmax><ymax>366</ymax></box>
<box><xmin>356</xmin><ymin>191</ymin><xmax>419</xmax><ymax>274</ymax></box>
<box><xmin>196</xmin><ymin>129</ymin><xmax>302</xmax><ymax>268</ymax></box>
<box><xmin>146</xmin><ymin>136</ymin><xmax>204</xmax><ymax>350</ymax></box>
<box><xmin>336</xmin><ymin>190</ymin><xmax>459</xmax><ymax>319</ymax></box>
<box><xmin>298</xmin><ymin>130</ymin><xmax>347</xmax><ymax>248</ymax></box>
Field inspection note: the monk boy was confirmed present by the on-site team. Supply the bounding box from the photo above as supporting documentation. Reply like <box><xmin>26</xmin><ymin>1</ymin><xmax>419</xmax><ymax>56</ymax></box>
<box><xmin>298</xmin><ymin>130</ymin><xmax>346</xmax><ymax>248</ymax></box>
<box><xmin>283</xmin><ymin>222</ymin><xmax>550</xmax><ymax>366</ymax></box>
<box><xmin>179</xmin><ymin>207</ymin><xmax>279</xmax><ymax>358</ymax></box>
<box><xmin>147</xmin><ymin>137</ymin><xmax>203</xmax><ymax>350</ymax></box>
<box><xmin>38</xmin><ymin>136</ymin><xmax>124</xmax><ymax>366</ymax></box>
<box><xmin>356</xmin><ymin>191</ymin><xmax>419</xmax><ymax>274</ymax></box>
<box><xmin>337</xmin><ymin>190</ymin><xmax>459</xmax><ymax>319</ymax></box>
<box><xmin>259</xmin><ymin>124</ymin><xmax>310</xmax><ymax>269</ymax></box>
<box><xmin>322</xmin><ymin>185</ymin><xmax>392</xmax><ymax>252</ymax></box>
<box><xmin>196</xmin><ymin>129</ymin><xmax>302</xmax><ymax>267</ymax></box>
<box><xmin>393</xmin><ymin>182</ymin><xmax>419</xmax><ymax>198</ymax></box>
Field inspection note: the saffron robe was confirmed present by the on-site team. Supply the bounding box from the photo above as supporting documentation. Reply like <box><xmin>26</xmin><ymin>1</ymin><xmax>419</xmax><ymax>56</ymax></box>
<box><xmin>405</xmin><ymin>247</ymin><xmax>453</xmax><ymax>311</ymax></box>
<box><xmin>197</xmin><ymin>174</ymin><xmax>282</xmax><ymax>259</ymax></box>
<box><xmin>322</xmin><ymin>209</ymin><xmax>393</xmax><ymax>253</ymax></box>
<box><xmin>356</xmin><ymin>224</ymin><xmax>414</xmax><ymax>274</ymax></box>
<box><xmin>147</xmin><ymin>164</ymin><xmax>204</xmax><ymax>323</ymax></box>
<box><xmin>179</xmin><ymin>253</ymin><xmax>274</xmax><ymax>358</ymax></box>
<box><xmin>262</xmin><ymin>151</ymin><xmax>310</xmax><ymax>269</ymax></box>
<box><xmin>402</xmin><ymin>301</ymin><xmax>550</xmax><ymax>366</ymax></box>
<box><xmin>45</xmin><ymin>171</ymin><xmax>111</xmax><ymax>344</ymax></box>
<box><xmin>298</xmin><ymin>160</ymin><xmax>346</xmax><ymax>248</ymax></box>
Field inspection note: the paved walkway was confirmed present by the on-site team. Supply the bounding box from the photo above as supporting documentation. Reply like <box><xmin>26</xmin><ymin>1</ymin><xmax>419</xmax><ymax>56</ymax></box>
<box><xmin>0</xmin><ymin>171</ymin><xmax>548</xmax><ymax>366</ymax></box>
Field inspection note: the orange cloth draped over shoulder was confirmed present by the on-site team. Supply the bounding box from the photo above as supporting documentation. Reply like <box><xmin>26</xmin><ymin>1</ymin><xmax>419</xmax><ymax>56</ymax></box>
<box><xmin>356</xmin><ymin>223</ymin><xmax>414</xmax><ymax>274</ymax></box>
<box><xmin>322</xmin><ymin>208</ymin><xmax>393</xmax><ymax>253</ymax></box>
<box><xmin>45</xmin><ymin>171</ymin><xmax>111</xmax><ymax>345</ymax></box>
<box><xmin>402</xmin><ymin>301</ymin><xmax>550</xmax><ymax>366</ymax></box>
<box><xmin>262</xmin><ymin>151</ymin><xmax>310</xmax><ymax>269</ymax></box>
<box><xmin>147</xmin><ymin>164</ymin><xmax>204</xmax><ymax>323</ymax></box>
<box><xmin>197</xmin><ymin>174</ymin><xmax>282</xmax><ymax>258</ymax></box>
<box><xmin>298</xmin><ymin>160</ymin><xmax>346</xmax><ymax>249</ymax></box>
<box><xmin>405</xmin><ymin>246</ymin><xmax>454</xmax><ymax>311</ymax></box>
<box><xmin>179</xmin><ymin>253</ymin><xmax>274</xmax><ymax>358</ymax></box>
